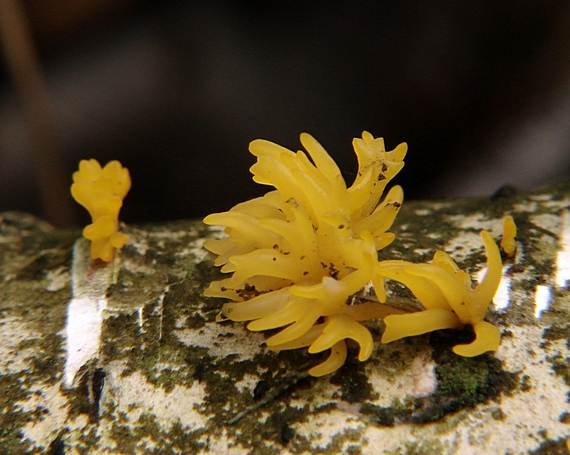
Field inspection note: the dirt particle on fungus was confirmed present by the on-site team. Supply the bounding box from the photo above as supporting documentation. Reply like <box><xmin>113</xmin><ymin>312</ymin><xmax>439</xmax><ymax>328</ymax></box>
<box><xmin>236</xmin><ymin>284</ymin><xmax>262</xmax><ymax>300</ymax></box>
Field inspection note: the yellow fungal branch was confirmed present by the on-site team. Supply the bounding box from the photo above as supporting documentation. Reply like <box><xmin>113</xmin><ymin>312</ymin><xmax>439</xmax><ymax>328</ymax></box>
<box><xmin>203</xmin><ymin>131</ymin><xmax>511</xmax><ymax>375</ymax></box>
<box><xmin>204</xmin><ymin>132</ymin><xmax>407</xmax><ymax>376</ymax></box>
<box><xmin>501</xmin><ymin>215</ymin><xmax>517</xmax><ymax>256</ymax></box>
<box><xmin>71</xmin><ymin>159</ymin><xmax>131</xmax><ymax>262</ymax></box>
<box><xmin>376</xmin><ymin>230</ymin><xmax>503</xmax><ymax>357</ymax></box>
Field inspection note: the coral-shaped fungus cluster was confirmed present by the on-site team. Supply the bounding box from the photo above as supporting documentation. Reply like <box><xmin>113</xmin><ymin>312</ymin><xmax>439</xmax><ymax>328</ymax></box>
<box><xmin>204</xmin><ymin>132</ymin><xmax>507</xmax><ymax>376</ymax></box>
<box><xmin>71</xmin><ymin>159</ymin><xmax>131</xmax><ymax>262</ymax></box>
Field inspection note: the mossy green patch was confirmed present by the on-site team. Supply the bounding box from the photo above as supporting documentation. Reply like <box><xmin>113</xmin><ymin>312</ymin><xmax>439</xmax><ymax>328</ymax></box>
<box><xmin>360</xmin><ymin>329</ymin><xmax>518</xmax><ymax>426</ymax></box>
<box><xmin>110</xmin><ymin>412</ymin><xmax>205</xmax><ymax>455</ymax></box>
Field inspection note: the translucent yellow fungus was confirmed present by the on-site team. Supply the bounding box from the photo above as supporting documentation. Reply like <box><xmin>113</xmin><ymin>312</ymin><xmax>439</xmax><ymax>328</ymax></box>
<box><xmin>71</xmin><ymin>159</ymin><xmax>131</xmax><ymax>262</ymax></box>
<box><xmin>204</xmin><ymin>131</ymin><xmax>511</xmax><ymax>375</ymax></box>
<box><xmin>501</xmin><ymin>215</ymin><xmax>517</xmax><ymax>256</ymax></box>
<box><xmin>204</xmin><ymin>132</ymin><xmax>407</xmax><ymax>376</ymax></box>
<box><xmin>376</xmin><ymin>230</ymin><xmax>503</xmax><ymax>357</ymax></box>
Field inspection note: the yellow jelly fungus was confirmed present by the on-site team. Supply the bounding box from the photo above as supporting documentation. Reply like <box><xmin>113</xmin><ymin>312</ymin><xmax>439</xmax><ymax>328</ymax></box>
<box><xmin>71</xmin><ymin>159</ymin><xmax>131</xmax><ymax>262</ymax></box>
<box><xmin>204</xmin><ymin>132</ymin><xmax>407</xmax><ymax>376</ymax></box>
<box><xmin>376</xmin><ymin>229</ymin><xmax>503</xmax><ymax>357</ymax></box>
<box><xmin>501</xmin><ymin>215</ymin><xmax>517</xmax><ymax>256</ymax></box>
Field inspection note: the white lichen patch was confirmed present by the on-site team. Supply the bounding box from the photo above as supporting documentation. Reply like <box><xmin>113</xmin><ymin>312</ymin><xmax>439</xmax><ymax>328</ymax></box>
<box><xmin>198</xmin><ymin>430</ymin><xmax>249</xmax><ymax>455</ymax></box>
<box><xmin>20</xmin><ymin>383</ymin><xmax>70</xmax><ymax>449</ymax></box>
<box><xmin>413</xmin><ymin>248</ymin><xmax>434</xmax><ymax>257</ymax></box>
<box><xmin>174</xmin><ymin>315</ymin><xmax>187</xmax><ymax>329</ymax></box>
<box><xmin>367</xmin><ymin>350</ymin><xmax>435</xmax><ymax>407</ymax></box>
<box><xmin>105</xmin><ymin>371</ymin><xmax>207</xmax><ymax>429</ymax></box>
<box><xmin>180</xmin><ymin>236</ymin><xmax>211</xmax><ymax>262</ymax></box>
<box><xmin>543</xmin><ymin>198</ymin><xmax>570</xmax><ymax>209</ymax></box>
<box><xmin>232</xmin><ymin>373</ymin><xmax>260</xmax><ymax>395</ymax></box>
<box><xmin>45</xmin><ymin>266</ymin><xmax>70</xmax><ymax>292</ymax></box>
<box><xmin>295</xmin><ymin>409</ymin><xmax>364</xmax><ymax>449</ymax></box>
<box><xmin>127</xmin><ymin>227</ymin><xmax>150</xmax><ymax>255</ymax></box>
<box><xmin>446</xmin><ymin>213</ymin><xmax>502</xmax><ymax>235</ymax></box>
<box><xmin>0</xmin><ymin>317</ymin><xmax>38</xmax><ymax>372</ymax></box>
<box><xmin>122</xmin><ymin>257</ymin><xmax>156</xmax><ymax>276</ymax></box>
<box><xmin>444</xmin><ymin>230</ymin><xmax>488</xmax><ymax>263</ymax></box>
<box><xmin>409</xmin><ymin>356</ymin><xmax>438</xmax><ymax>398</ymax></box>
<box><xmin>530</xmin><ymin>213</ymin><xmax>562</xmax><ymax>233</ymax></box>
<box><xmin>0</xmin><ymin>320</ymin><xmax>71</xmax><ymax>452</ymax></box>
<box><xmin>528</xmin><ymin>194</ymin><xmax>553</xmax><ymax>202</ymax></box>
<box><xmin>174</xmin><ymin>320</ymin><xmax>267</xmax><ymax>360</ymax></box>
<box><xmin>513</xmin><ymin>200</ymin><xmax>538</xmax><ymax>213</ymax></box>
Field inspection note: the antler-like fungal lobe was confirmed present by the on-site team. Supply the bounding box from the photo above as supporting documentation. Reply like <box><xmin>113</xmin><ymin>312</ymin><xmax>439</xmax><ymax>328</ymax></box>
<box><xmin>71</xmin><ymin>159</ymin><xmax>131</xmax><ymax>262</ymax></box>
<box><xmin>203</xmin><ymin>132</ymin><xmax>407</xmax><ymax>376</ymax></box>
<box><xmin>376</xmin><ymin>230</ymin><xmax>503</xmax><ymax>357</ymax></box>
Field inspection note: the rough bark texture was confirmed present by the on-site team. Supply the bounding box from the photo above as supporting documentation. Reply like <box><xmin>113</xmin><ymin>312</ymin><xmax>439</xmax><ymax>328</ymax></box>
<box><xmin>1</xmin><ymin>182</ymin><xmax>570</xmax><ymax>454</ymax></box>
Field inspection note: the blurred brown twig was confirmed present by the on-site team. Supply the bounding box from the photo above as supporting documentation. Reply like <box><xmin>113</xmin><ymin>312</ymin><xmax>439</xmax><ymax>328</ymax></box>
<box><xmin>0</xmin><ymin>0</ymin><xmax>75</xmax><ymax>227</ymax></box>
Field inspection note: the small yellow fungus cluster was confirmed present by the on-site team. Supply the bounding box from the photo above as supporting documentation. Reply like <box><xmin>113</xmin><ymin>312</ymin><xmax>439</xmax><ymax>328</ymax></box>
<box><xmin>377</xmin><ymin>230</ymin><xmax>502</xmax><ymax>356</ymax></box>
<box><xmin>204</xmin><ymin>132</ymin><xmax>406</xmax><ymax>376</ymax></box>
<box><xmin>71</xmin><ymin>159</ymin><xmax>131</xmax><ymax>262</ymax></box>
<box><xmin>501</xmin><ymin>215</ymin><xmax>517</xmax><ymax>256</ymax></box>
<box><xmin>204</xmin><ymin>132</ymin><xmax>508</xmax><ymax>376</ymax></box>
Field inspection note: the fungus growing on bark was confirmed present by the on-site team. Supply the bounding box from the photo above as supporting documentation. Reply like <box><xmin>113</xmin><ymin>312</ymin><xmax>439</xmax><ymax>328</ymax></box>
<box><xmin>71</xmin><ymin>159</ymin><xmax>131</xmax><ymax>262</ymax></box>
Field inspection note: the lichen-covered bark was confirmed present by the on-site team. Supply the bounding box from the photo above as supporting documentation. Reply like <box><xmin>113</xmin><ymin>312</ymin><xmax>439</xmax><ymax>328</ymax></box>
<box><xmin>1</xmin><ymin>181</ymin><xmax>569</xmax><ymax>454</ymax></box>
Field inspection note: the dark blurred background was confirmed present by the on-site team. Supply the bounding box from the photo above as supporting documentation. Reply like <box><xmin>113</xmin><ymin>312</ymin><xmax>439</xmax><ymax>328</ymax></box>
<box><xmin>1</xmin><ymin>0</ymin><xmax>569</xmax><ymax>228</ymax></box>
